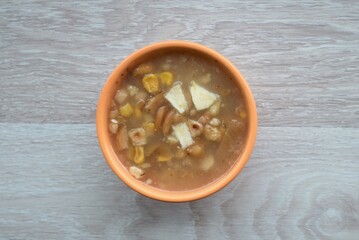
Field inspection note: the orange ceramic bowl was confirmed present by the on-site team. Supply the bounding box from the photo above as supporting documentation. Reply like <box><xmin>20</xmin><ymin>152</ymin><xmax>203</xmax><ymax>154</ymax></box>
<box><xmin>96</xmin><ymin>41</ymin><xmax>257</xmax><ymax>202</ymax></box>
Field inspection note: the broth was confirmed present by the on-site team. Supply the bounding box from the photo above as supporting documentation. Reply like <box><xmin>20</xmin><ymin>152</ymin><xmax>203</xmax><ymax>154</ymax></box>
<box><xmin>108</xmin><ymin>52</ymin><xmax>247</xmax><ymax>191</ymax></box>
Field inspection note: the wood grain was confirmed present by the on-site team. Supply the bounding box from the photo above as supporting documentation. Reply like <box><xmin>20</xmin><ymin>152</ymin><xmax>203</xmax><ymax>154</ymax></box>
<box><xmin>1</xmin><ymin>0</ymin><xmax>358</xmax><ymax>127</ymax></box>
<box><xmin>0</xmin><ymin>0</ymin><xmax>358</xmax><ymax>239</ymax></box>
<box><xmin>0</xmin><ymin>124</ymin><xmax>358</xmax><ymax>239</ymax></box>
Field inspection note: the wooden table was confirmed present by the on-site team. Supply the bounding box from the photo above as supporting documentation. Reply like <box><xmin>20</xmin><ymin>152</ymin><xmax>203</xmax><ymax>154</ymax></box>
<box><xmin>1</xmin><ymin>1</ymin><xmax>358</xmax><ymax>239</ymax></box>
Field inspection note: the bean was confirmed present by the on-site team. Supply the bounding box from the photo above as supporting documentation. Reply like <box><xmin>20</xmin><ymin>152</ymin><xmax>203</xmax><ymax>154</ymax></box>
<box><xmin>186</xmin><ymin>143</ymin><xmax>204</xmax><ymax>158</ymax></box>
<box><xmin>155</xmin><ymin>106</ymin><xmax>167</xmax><ymax>130</ymax></box>
<box><xmin>162</xmin><ymin>109</ymin><xmax>176</xmax><ymax>135</ymax></box>
<box><xmin>144</xmin><ymin>92</ymin><xmax>165</xmax><ymax>115</ymax></box>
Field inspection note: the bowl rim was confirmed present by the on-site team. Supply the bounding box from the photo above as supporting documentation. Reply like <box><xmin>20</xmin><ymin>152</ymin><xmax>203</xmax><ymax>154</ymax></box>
<box><xmin>96</xmin><ymin>40</ymin><xmax>257</xmax><ymax>202</ymax></box>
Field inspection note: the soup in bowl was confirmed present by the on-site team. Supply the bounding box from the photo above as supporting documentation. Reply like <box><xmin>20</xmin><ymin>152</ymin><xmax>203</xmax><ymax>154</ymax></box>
<box><xmin>96</xmin><ymin>41</ymin><xmax>257</xmax><ymax>202</ymax></box>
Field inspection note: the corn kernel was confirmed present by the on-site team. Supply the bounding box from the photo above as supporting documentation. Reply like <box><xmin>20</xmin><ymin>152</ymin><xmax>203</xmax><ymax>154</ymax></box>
<box><xmin>133</xmin><ymin>100</ymin><xmax>144</xmax><ymax>118</ymax></box>
<box><xmin>134</xmin><ymin>106</ymin><xmax>142</xmax><ymax>118</ymax></box>
<box><xmin>119</xmin><ymin>103</ymin><xmax>133</xmax><ymax>117</ymax></box>
<box><xmin>127</xmin><ymin>145</ymin><xmax>135</xmax><ymax>160</ymax></box>
<box><xmin>239</xmin><ymin>110</ymin><xmax>247</xmax><ymax>119</ymax></box>
<box><xmin>142</xmin><ymin>74</ymin><xmax>159</xmax><ymax>93</ymax></box>
<box><xmin>143</xmin><ymin>122</ymin><xmax>155</xmax><ymax>136</ymax></box>
<box><xmin>134</xmin><ymin>146</ymin><xmax>145</xmax><ymax>164</ymax></box>
<box><xmin>159</xmin><ymin>72</ymin><xmax>173</xmax><ymax>86</ymax></box>
<box><xmin>157</xmin><ymin>146</ymin><xmax>173</xmax><ymax>162</ymax></box>
<box><xmin>157</xmin><ymin>154</ymin><xmax>172</xmax><ymax>162</ymax></box>
<box><xmin>133</xmin><ymin>63</ymin><xmax>154</xmax><ymax>76</ymax></box>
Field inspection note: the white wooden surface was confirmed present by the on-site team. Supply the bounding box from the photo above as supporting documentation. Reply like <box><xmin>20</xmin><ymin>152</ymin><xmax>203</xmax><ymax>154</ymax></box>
<box><xmin>1</xmin><ymin>1</ymin><xmax>358</xmax><ymax>239</ymax></box>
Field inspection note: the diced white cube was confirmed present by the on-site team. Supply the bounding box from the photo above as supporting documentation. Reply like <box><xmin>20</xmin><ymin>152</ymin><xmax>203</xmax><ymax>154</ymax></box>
<box><xmin>165</xmin><ymin>82</ymin><xmax>188</xmax><ymax>114</ymax></box>
<box><xmin>189</xmin><ymin>81</ymin><xmax>219</xmax><ymax>111</ymax></box>
<box><xmin>172</xmin><ymin>122</ymin><xmax>194</xmax><ymax>149</ymax></box>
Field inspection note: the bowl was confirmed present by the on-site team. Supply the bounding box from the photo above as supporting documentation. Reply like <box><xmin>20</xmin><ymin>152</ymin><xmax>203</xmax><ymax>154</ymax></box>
<box><xmin>96</xmin><ymin>40</ymin><xmax>257</xmax><ymax>202</ymax></box>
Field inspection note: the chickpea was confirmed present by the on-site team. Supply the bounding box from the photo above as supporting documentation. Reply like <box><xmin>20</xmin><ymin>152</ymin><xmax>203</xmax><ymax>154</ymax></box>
<box><xmin>186</xmin><ymin>144</ymin><xmax>204</xmax><ymax>158</ymax></box>
<box><xmin>204</xmin><ymin>124</ymin><xmax>222</xmax><ymax>141</ymax></box>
